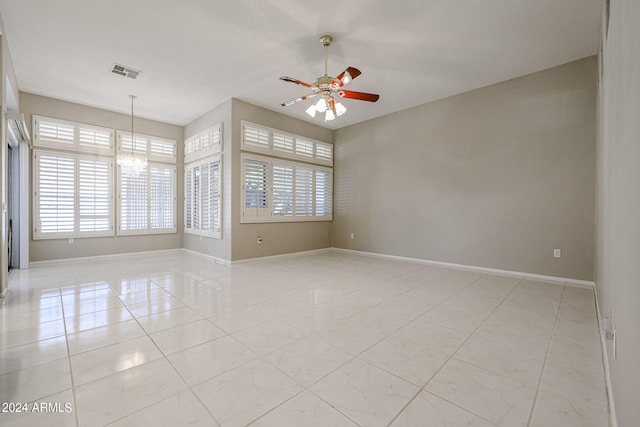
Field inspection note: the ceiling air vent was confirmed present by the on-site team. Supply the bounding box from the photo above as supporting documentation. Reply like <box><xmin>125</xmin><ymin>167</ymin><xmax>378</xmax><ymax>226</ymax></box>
<box><xmin>111</xmin><ymin>63</ymin><xmax>141</xmax><ymax>79</ymax></box>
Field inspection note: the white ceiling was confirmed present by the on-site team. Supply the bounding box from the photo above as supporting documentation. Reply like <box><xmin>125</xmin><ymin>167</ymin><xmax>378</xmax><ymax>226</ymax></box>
<box><xmin>0</xmin><ymin>0</ymin><xmax>602</xmax><ymax>130</ymax></box>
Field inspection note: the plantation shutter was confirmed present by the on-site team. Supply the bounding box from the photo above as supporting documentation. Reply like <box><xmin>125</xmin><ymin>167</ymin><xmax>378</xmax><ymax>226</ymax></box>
<box><xmin>79</xmin><ymin>127</ymin><xmax>112</xmax><ymax>151</ymax></box>
<box><xmin>295</xmin><ymin>166</ymin><xmax>313</xmax><ymax>216</ymax></box>
<box><xmin>295</xmin><ymin>139</ymin><xmax>314</xmax><ymax>157</ymax></box>
<box><xmin>315</xmin><ymin>169</ymin><xmax>332</xmax><ymax>217</ymax></box>
<box><xmin>211</xmin><ymin>160</ymin><xmax>221</xmax><ymax>232</ymax></box>
<box><xmin>243</xmin><ymin>123</ymin><xmax>269</xmax><ymax>150</ymax></box>
<box><xmin>149</xmin><ymin>137</ymin><xmax>176</xmax><ymax>161</ymax></box>
<box><xmin>120</xmin><ymin>172</ymin><xmax>148</xmax><ymax>232</ymax></box>
<box><xmin>78</xmin><ymin>158</ymin><xmax>112</xmax><ymax>232</ymax></box>
<box><xmin>273</xmin><ymin>132</ymin><xmax>294</xmax><ymax>153</ymax></box>
<box><xmin>35</xmin><ymin>118</ymin><xmax>75</xmax><ymax>146</ymax></box>
<box><xmin>150</xmin><ymin>165</ymin><xmax>175</xmax><ymax>230</ymax></box>
<box><xmin>200</xmin><ymin>164</ymin><xmax>211</xmax><ymax>231</ymax></box>
<box><xmin>35</xmin><ymin>153</ymin><xmax>75</xmax><ymax>235</ymax></box>
<box><xmin>272</xmin><ymin>163</ymin><xmax>293</xmax><ymax>216</ymax></box>
<box><xmin>185</xmin><ymin>166</ymin><xmax>193</xmax><ymax>230</ymax></box>
<box><xmin>193</xmin><ymin>165</ymin><xmax>201</xmax><ymax>230</ymax></box>
<box><xmin>244</xmin><ymin>157</ymin><xmax>269</xmax><ymax>217</ymax></box>
<box><xmin>315</xmin><ymin>142</ymin><xmax>333</xmax><ymax>164</ymax></box>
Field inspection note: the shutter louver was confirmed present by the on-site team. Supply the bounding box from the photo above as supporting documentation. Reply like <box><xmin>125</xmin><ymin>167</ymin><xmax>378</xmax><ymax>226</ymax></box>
<box><xmin>150</xmin><ymin>137</ymin><xmax>176</xmax><ymax>158</ymax></box>
<box><xmin>37</xmin><ymin>119</ymin><xmax>75</xmax><ymax>145</ymax></box>
<box><xmin>120</xmin><ymin>172</ymin><xmax>148</xmax><ymax>231</ymax></box>
<box><xmin>200</xmin><ymin>164</ymin><xmax>210</xmax><ymax>231</ymax></box>
<box><xmin>37</xmin><ymin>154</ymin><xmax>75</xmax><ymax>234</ymax></box>
<box><xmin>79</xmin><ymin>158</ymin><xmax>111</xmax><ymax>232</ymax></box>
<box><xmin>193</xmin><ymin>166</ymin><xmax>201</xmax><ymax>230</ymax></box>
<box><xmin>185</xmin><ymin>166</ymin><xmax>193</xmax><ymax>229</ymax></box>
<box><xmin>243</xmin><ymin>124</ymin><xmax>269</xmax><ymax>149</ymax></box>
<box><xmin>273</xmin><ymin>133</ymin><xmax>294</xmax><ymax>153</ymax></box>
<box><xmin>244</xmin><ymin>159</ymin><xmax>269</xmax><ymax>210</ymax></box>
<box><xmin>272</xmin><ymin>164</ymin><xmax>294</xmax><ymax>216</ymax></box>
<box><xmin>150</xmin><ymin>166</ymin><xmax>175</xmax><ymax>230</ymax></box>
<box><xmin>120</xmin><ymin>134</ymin><xmax>148</xmax><ymax>155</ymax></box>
<box><xmin>295</xmin><ymin>139</ymin><xmax>314</xmax><ymax>157</ymax></box>
<box><xmin>211</xmin><ymin>161</ymin><xmax>221</xmax><ymax>232</ymax></box>
<box><xmin>295</xmin><ymin>166</ymin><xmax>313</xmax><ymax>216</ymax></box>
<box><xmin>315</xmin><ymin>169</ymin><xmax>333</xmax><ymax>217</ymax></box>
<box><xmin>79</xmin><ymin>127</ymin><xmax>112</xmax><ymax>150</ymax></box>
<box><xmin>316</xmin><ymin>142</ymin><xmax>333</xmax><ymax>163</ymax></box>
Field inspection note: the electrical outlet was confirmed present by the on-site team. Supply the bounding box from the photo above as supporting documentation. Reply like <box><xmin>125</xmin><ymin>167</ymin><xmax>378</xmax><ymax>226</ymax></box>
<box><xmin>553</xmin><ymin>249</ymin><xmax>561</xmax><ymax>258</ymax></box>
<box><xmin>68</xmin><ymin>238</ymin><xmax>74</xmax><ymax>244</ymax></box>
<box><xmin>257</xmin><ymin>236</ymin><xmax>263</xmax><ymax>245</ymax></box>
<box><xmin>350</xmin><ymin>233</ymin><xmax>355</xmax><ymax>240</ymax></box>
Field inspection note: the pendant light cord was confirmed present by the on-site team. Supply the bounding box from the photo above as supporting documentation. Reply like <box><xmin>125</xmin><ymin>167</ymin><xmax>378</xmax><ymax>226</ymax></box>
<box><xmin>130</xmin><ymin>95</ymin><xmax>136</xmax><ymax>153</ymax></box>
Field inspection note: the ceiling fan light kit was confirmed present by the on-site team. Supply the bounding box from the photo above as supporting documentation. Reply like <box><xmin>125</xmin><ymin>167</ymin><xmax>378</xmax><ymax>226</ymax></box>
<box><xmin>279</xmin><ymin>34</ymin><xmax>379</xmax><ymax>122</ymax></box>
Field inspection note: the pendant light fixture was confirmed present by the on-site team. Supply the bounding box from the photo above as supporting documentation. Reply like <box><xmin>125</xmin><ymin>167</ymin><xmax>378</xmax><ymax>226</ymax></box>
<box><xmin>117</xmin><ymin>95</ymin><xmax>147</xmax><ymax>177</ymax></box>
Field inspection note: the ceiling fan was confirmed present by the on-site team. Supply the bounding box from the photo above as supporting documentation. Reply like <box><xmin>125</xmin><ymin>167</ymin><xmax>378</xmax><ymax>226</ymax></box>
<box><xmin>279</xmin><ymin>35</ymin><xmax>380</xmax><ymax>122</ymax></box>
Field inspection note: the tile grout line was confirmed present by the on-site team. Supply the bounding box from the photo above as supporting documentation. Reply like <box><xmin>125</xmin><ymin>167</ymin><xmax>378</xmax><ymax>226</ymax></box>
<box><xmin>384</xmin><ymin>276</ymin><xmax>524</xmax><ymax>427</ymax></box>
<box><xmin>108</xmin><ymin>273</ymin><xmax>225</xmax><ymax>427</ymax></box>
<box><xmin>525</xmin><ymin>283</ymin><xmax>567</xmax><ymax>427</ymax></box>
<box><xmin>58</xmin><ymin>278</ymin><xmax>81</xmax><ymax>427</ymax></box>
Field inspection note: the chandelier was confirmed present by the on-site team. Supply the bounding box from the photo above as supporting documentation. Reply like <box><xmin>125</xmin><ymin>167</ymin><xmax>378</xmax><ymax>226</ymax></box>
<box><xmin>117</xmin><ymin>95</ymin><xmax>147</xmax><ymax>177</ymax></box>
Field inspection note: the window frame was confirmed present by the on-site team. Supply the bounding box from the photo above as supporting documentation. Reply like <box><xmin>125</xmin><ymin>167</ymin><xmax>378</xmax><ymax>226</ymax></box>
<box><xmin>241</xmin><ymin>153</ymin><xmax>332</xmax><ymax>223</ymax></box>
<box><xmin>241</xmin><ymin>121</ymin><xmax>333</xmax><ymax>167</ymax></box>
<box><xmin>33</xmin><ymin>115</ymin><xmax>114</xmax><ymax>155</ymax></box>
<box><xmin>116</xmin><ymin>161</ymin><xmax>177</xmax><ymax>236</ymax></box>
<box><xmin>184</xmin><ymin>154</ymin><xmax>222</xmax><ymax>239</ymax></box>
<box><xmin>33</xmin><ymin>149</ymin><xmax>115</xmax><ymax>240</ymax></box>
<box><xmin>116</xmin><ymin>130</ymin><xmax>177</xmax><ymax>163</ymax></box>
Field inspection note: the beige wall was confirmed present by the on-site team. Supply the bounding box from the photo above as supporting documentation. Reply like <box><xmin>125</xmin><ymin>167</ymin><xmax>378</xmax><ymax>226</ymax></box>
<box><xmin>183</xmin><ymin>99</ymin><xmax>232</xmax><ymax>260</ymax></box>
<box><xmin>21</xmin><ymin>93</ymin><xmax>184</xmax><ymax>262</ymax></box>
<box><xmin>333</xmin><ymin>57</ymin><xmax>597</xmax><ymax>281</ymax></box>
<box><xmin>595</xmin><ymin>0</ymin><xmax>640</xmax><ymax>425</ymax></box>
<box><xmin>230</xmin><ymin>99</ymin><xmax>333</xmax><ymax>260</ymax></box>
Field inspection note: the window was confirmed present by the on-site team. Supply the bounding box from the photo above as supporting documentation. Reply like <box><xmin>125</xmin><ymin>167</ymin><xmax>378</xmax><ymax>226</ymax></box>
<box><xmin>118</xmin><ymin>162</ymin><xmax>176</xmax><ymax>235</ymax></box>
<box><xmin>33</xmin><ymin>115</ymin><xmax>113</xmax><ymax>154</ymax></box>
<box><xmin>184</xmin><ymin>124</ymin><xmax>223</xmax><ymax>238</ymax></box>
<box><xmin>184</xmin><ymin>157</ymin><xmax>221</xmax><ymax>238</ymax></box>
<box><xmin>241</xmin><ymin>153</ymin><xmax>332</xmax><ymax>222</ymax></box>
<box><xmin>241</xmin><ymin>121</ymin><xmax>333</xmax><ymax>166</ymax></box>
<box><xmin>240</xmin><ymin>122</ymin><xmax>333</xmax><ymax>223</ymax></box>
<box><xmin>34</xmin><ymin>151</ymin><xmax>114</xmax><ymax>239</ymax></box>
<box><xmin>117</xmin><ymin>130</ymin><xmax>177</xmax><ymax>235</ymax></box>
<box><xmin>32</xmin><ymin>115</ymin><xmax>177</xmax><ymax>239</ymax></box>
<box><xmin>185</xmin><ymin>123</ymin><xmax>222</xmax><ymax>163</ymax></box>
<box><xmin>117</xmin><ymin>131</ymin><xmax>176</xmax><ymax>163</ymax></box>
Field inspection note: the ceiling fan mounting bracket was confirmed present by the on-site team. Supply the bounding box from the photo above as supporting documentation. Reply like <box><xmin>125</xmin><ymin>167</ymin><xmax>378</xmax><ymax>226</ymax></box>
<box><xmin>319</xmin><ymin>35</ymin><xmax>333</xmax><ymax>47</ymax></box>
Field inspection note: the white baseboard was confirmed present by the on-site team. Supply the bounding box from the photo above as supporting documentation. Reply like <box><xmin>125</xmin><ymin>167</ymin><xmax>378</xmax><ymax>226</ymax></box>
<box><xmin>28</xmin><ymin>248</ymin><xmax>184</xmax><ymax>268</ymax></box>
<box><xmin>180</xmin><ymin>248</ymin><xmax>230</xmax><ymax>265</ymax></box>
<box><xmin>229</xmin><ymin>247</ymin><xmax>332</xmax><ymax>264</ymax></box>
<box><xmin>594</xmin><ymin>285</ymin><xmax>618</xmax><ymax>427</ymax></box>
<box><xmin>330</xmin><ymin>248</ymin><xmax>595</xmax><ymax>287</ymax></box>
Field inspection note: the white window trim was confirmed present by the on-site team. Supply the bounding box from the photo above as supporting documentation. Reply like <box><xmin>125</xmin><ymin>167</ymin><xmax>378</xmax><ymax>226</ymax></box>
<box><xmin>241</xmin><ymin>121</ymin><xmax>333</xmax><ymax>166</ymax></box>
<box><xmin>117</xmin><ymin>162</ymin><xmax>177</xmax><ymax>236</ymax></box>
<box><xmin>33</xmin><ymin>115</ymin><xmax>114</xmax><ymax>155</ymax></box>
<box><xmin>241</xmin><ymin>153</ymin><xmax>332</xmax><ymax>223</ymax></box>
<box><xmin>33</xmin><ymin>150</ymin><xmax>115</xmax><ymax>240</ymax></box>
<box><xmin>184</xmin><ymin>154</ymin><xmax>222</xmax><ymax>239</ymax></box>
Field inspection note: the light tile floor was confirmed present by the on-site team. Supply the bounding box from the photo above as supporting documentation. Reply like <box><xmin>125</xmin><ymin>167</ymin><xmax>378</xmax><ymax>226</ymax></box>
<box><xmin>0</xmin><ymin>251</ymin><xmax>609</xmax><ymax>426</ymax></box>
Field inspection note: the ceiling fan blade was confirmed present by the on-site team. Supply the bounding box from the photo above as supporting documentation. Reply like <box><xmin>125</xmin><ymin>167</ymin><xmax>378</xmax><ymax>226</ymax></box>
<box><xmin>281</xmin><ymin>93</ymin><xmax>319</xmax><ymax>107</ymax></box>
<box><xmin>332</xmin><ymin>67</ymin><xmax>361</xmax><ymax>87</ymax></box>
<box><xmin>338</xmin><ymin>90</ymin><xmax>380</xmax><ymax>102</ymax></box>
<box><xmin>279</xmin><ymin>76</ymin><xmax>314</xmax><ymax>89</ymax></box>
